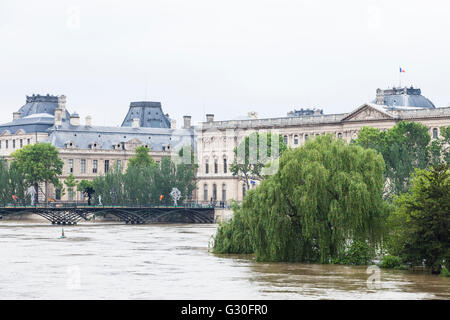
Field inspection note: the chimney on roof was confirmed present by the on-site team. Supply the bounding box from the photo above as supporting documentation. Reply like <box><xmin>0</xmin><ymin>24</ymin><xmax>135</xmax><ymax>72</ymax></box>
<box><xmin>85</xmin><ymin>115</ymin><xmax>92</xmax><ymax>127</ymax></box>
<box><xmin>376</xmin><ymin>88</ymin><xmax>384</xmax><ymax>105</ymax></box>
<box><xmin>58</xmin><ymin>95</ymin><xmax>67</xmax><ymax>119</ymax></box>
<box><xmin>13</xmin><ymin>112</ymin><xmax>21</xmax><ymax>121</ymax></box>
<box><xmin>206</xmin><ymin>114</ymin><xmax>214</xmax><ymax>123</ymax></box>
<box><xmin>132</xmin><ymin>118</ymin><xmax>140</xmax><ymax>128</ymax></box>
<box><xmin>170</xmin><ymin>119</ymin><xmax>176</xmax><ymax>129</ymax></box>
<box><xmin>54</xmin><ymin>108</ymin><xmax>63</xmax><ymax>127</ymax></box>
<box><xmin>70</xmin><ymin>112</ymin><xmax>80</xmax><ymax>126</ymax></box>
<box><xmin>183</xmin><ymin>115</ymin><xmax>191</xmax><ymax>129</ymax></box>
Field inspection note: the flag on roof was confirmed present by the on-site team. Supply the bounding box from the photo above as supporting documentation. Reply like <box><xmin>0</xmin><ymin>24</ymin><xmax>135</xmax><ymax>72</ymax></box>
<box><xmin>400</xmin><ymin>67</ymin><xmax>406</xmax><ymax>73</ymax></box>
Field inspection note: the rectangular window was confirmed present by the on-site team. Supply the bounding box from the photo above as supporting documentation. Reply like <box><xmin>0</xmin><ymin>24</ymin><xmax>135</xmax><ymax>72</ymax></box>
<box><xmin>104</xmin><ymin>160</ymin><xmax>110</xmax><ymax>173</ymax></box>
<box><xmin>69</xmin><ymin>159</ymin><xmax>74</xmax><ymax>173</ymax></box>
<box><xmin>223</xmin><ymin>158</ymin><xmax>227</xmax><ymax>174</ymax></box>
<box><xmin>20</xmin><ymin>139</ymin><xmax>23</xmax><ymax>148</ymax></box>
<box><xmin>433</xmin><ymin>128</ymin><xmax>438</xmax><ymax>139</ymax></box>
<box><xmin>6</xmin><ymin>140</ymin><xmax>8</xmax><ymax>149</ymax></box>
<box><xmin>117</xmin><ymin>160</ymin><xmax>121</xmax><ymax>171</ymax></box>
<box><xmin>27</xmin><ymin>138</ymin><xmax>30</xmax><ymax>145</ymax></box>
<box><xmin>80</xmin><ymin>159</ymin><xmax>86</xmax><ymax>174</ymax></box>
<box><xmin>93</xmin><ymin>160</ymin><xmax>98</xmax><ymax>173</ymax></box>
<box><xmin>68</xmin><ymin>189</ymin><xmax>74</xmax><ymax>201</ymax></box>
<box><xmin>214</xmin><ymin>159</ymin><xmax>218</xmax><ymax>174</ymax></box>
<box><xmin>0</xmin><ymin>140</ymin><xmax>2</xmax><ymax>149</ymax></box>
<box><xmin>13</xmin><ymin>140</ymin><xmax>15</xmax><ymax>148</ymax></box>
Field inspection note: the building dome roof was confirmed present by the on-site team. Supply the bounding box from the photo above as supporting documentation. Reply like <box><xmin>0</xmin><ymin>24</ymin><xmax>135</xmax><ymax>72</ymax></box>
<box><xmin>17</xmin><ymin>94</ymin><xmax>71</xmax><ymax>119</ymax></box>
<box><xmin>373</xmin><ymin>87</ymin><xmax>435</xmax><ymax>109</ymax></box>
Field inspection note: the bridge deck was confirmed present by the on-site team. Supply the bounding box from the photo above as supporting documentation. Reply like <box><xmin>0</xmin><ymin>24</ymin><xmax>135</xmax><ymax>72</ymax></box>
<box><xmin>0</xmin><ymin>205</ymin><xmax>216</xmax><ymax>225</ymax></box>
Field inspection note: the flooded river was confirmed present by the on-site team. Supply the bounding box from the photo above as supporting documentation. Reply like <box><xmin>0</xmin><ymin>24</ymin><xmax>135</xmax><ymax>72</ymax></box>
<box><xmin>0</xmin><ymin>221</ymin><xmax>448</xmax><ymax>299</ymax></box>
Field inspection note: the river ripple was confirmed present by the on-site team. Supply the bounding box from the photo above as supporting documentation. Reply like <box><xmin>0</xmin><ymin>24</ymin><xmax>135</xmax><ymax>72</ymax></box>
<box><xmin>0</xmin><ymin>222</ymin><xmax>448</xmax><ymax>300</ymax></box>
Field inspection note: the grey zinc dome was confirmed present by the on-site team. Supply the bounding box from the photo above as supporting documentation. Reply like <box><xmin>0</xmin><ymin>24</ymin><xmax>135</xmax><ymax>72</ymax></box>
<box><xmin>374</xmin><ymin>87</ymin><xmax>435</xmax><ymax>109</ymax></box>
<box><xmin>17</xmin><ymin>94</ymin><xmax>71</xmax><ymax>119</ymax></box>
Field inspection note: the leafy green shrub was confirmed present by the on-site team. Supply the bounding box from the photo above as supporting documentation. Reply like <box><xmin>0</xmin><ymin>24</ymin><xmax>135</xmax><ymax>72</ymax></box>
<box><xmin>440</xmin><ymin>267</ymin><xmax>450</xmax><ymax>277</ymax></box>
<box><xmin>380</xmin><ymin>255</ymin><xmax>402</xmax><ymax>269</ymax></box>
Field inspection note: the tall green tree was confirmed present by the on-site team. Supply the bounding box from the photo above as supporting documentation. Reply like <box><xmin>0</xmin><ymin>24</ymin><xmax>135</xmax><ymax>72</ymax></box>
<box><xmin>215</xmin><ymin>135</ymin><xmax>388</xmax><ymax>263</ymax></box>
<box><xmin>92</xmin><ymin>162</ymin><xmax>124</xmax><ymax>205</ymax></box>
<box><xmin>0</xmin><ymin>159</ymin><xmax>9</xmax><ymax>205</ymax></box>
<box><xmin>77</xmin><ymin>179</ymin><xmax>95</xmax><ymax>205</ymax></box>
<box><xmin>354</xmin><ymin>121</ymin><xmax>431</xmax><ymax>196</ymax></box>
<box><xmin>123</xmin><ymin>146</ymin><xmax>157</xmax><ymax>205</ymax></box>
<box><xmin>127</xmin><ymin>146</ymin><xmax>155</xmax><ymax>168</ymax></box>
<box><xmin>10</xmin><ymin>143</ymin><xmax>64</xmax><ymax>204</ymax></box>
<box><xmin>64</xmin><ymin>173</ymin><xmax>77</xmax><ymax>201</ymax></box>
<box><xmin>8</xmin><ymin>162</ymin><xmax>30</xmax><ymax>205</ymax></box>
<box><xmin>430</xmin><ymin>126</ymin><xmax>450</xmax><ymax>165</ymax></box>
<box><xmin>387</xmin><ymin>164</ymin><xmax>449</xmax><ymax>274</ymax></box>
<box><xmin>230</xmin><ymin>132</ymin><xmax>287</xmax><ymax>190</ymax></box>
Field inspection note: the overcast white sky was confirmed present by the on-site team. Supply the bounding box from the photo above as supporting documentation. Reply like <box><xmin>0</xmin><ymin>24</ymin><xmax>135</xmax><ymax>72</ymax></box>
<box><xmin>1</xmin><ymin>0</ymin><xmax>449</xmax><ymax>126</ymax></box>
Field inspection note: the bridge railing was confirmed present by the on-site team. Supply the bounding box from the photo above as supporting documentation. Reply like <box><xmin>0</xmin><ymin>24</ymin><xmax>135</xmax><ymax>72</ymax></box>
<box><xmin>0</xmin><ymin>201</ymin><xmax>220</xmax><ymax>209</ymax></box>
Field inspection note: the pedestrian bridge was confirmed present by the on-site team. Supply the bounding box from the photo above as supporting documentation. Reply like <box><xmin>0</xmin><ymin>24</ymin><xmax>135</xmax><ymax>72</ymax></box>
<box><xmin>0</xmin><ymin>204</ymin><xmax>215</xmax><ymax>225</ymax></box>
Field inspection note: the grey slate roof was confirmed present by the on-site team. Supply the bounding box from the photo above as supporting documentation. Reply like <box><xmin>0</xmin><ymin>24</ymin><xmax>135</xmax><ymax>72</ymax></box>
<box><xmin>373</xmin><ymin>87</ymin><xmax>435</xmax><ymax>109</ymax></box>
<box><xmin>47</xmin><ymin>122</ymin><xmax>195</xmax><ymax>152</ymax></box>
<box><xmin>0</xmin><ymin>115</ymin><xmax>55</xmax><ymax>134</ymax></box>
<box><xmin>17</xmin><ymin>94</ymin><xmax>71</xmax><ymax>119</ymax></box>
<box><xmin>121</xmin><ymin>101</ymin><xmax>171</xmax><ymax>128</ymax></box>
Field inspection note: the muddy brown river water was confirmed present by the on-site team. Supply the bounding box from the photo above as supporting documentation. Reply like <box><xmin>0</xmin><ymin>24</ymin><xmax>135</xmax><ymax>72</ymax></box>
<box><xmin>0</xmin><ymin>221</ymin><xmax>448</xmax><ymax>299</ymax></box>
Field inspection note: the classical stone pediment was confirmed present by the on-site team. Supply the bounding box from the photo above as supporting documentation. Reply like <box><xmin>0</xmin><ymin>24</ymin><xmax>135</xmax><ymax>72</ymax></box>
<box><xmin>342</xmin><ymin>104</ymin><xmax>396</xmax><ymax>122</ymax></box>
<box><xmin>124</xmin><ymin>138</ymin><xmax>142</xmax><ymax>151</ymax></box>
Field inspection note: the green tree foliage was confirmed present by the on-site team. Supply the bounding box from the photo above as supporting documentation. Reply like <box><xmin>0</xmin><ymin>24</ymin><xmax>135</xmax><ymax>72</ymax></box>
<box><xmin>91</xmin><ymin>146</ymin><xmax>197</xmax><ymax>205</ymax></box>
<box><xmin>215</xmin><ymin>135</ymin><xmax>387</xmax><ymax>263</ymax></box>
<box><xmin>64</xmin><ymin>174</ymin><xmax>77</xmax><ymax>200</ymax></box>
<box><xmin>0</xmin><ymin>159</ymin><xmax>10</xmax><ymax>205</ymax></box>
<box><xmin>77</xmin><ymin>179</ymin><xmax>95</xmax><ymax>205</ymax></box>
<box><xmin>354</xmin><ymin>121</ymin><xmax>431</xmax><ymax>196</ymax></box>
<box><xmin>430</xmin><ymin>126</ymin><xmax>450</xmax><ymax>165</ymax></box>
<box><xmin>8</xmin><ymin>162</ymin><xmax>30</xmax><ymax>205</ymax></box>
<box><xmin>230</xmin><ymin>132</ymin><xmax>287</xmax><ymax>189</ymax></box>
<box><xmin>92</xmin><ymin>163</ymin><xmax>124</xmax><ymax>204</ymax></box>
<box><xmin>212</xmin><ymin>202</ymin><xmax>254</xmax><ymax>254</ymax></box>
<box><xmin>387</xmin><ymin>164</ymin><xmax>449</xmax><ymax>274</ymax></box>
<box><xmin>10</xmin><ymin>143</ymin><xmax>64</xmax><ymax>204</ymax></box>
<box><xmin>127</xmin><ymin>146</ymin><xmax>155</xmax><ymax>168</ymax></box>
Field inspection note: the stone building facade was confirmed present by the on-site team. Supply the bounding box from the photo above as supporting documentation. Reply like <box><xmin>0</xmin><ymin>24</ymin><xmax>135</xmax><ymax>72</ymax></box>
<box><xmin>0</xmin><ymin>94</ymin><xmax>195</xmax><ymax>201</ymax></box>
<box><xmin>0</xmin><ymin>86</ymin><xmax>449</xmax><ymax>204</ymax></box>
<box><xmin>195</xmin><ymin>87</ymin><xmax>450</xmax><ymax>205</ymax></box>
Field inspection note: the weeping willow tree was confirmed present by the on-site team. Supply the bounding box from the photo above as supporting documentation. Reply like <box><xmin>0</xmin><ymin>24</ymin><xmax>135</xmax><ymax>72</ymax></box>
<box><xmin>214</xmin><ymin>135</ymin><xmax>388</xmax><ymax>263</ymax></box>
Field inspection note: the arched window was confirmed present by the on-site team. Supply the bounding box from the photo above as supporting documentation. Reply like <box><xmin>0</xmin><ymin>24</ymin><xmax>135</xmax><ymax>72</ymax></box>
<box><xmin>305</xmin><ymin>134</ymin><xmax>309</xmax><ymax>141</ymax></box>
<box><xmin>294</xmin><ymin>135</ymin><xmax>299</xmax><ymax>145</ymax></box>
<box><xmin>338</xmin><ymin>133</ymin><xmax>343</xmax><ymax>139</ymax></box>
<box><xmin>223</xmin><ymin>157</ymin><xmax>227</xmax><ymax>174</ymax></box>
<box><xmin>283</xmin><ymin>135</ymin><xmax>288</xmax><ymax>144</ymax></box>
<box><xmin>222</xmin><ymin>184</ymin><xmax>227</xmax><ymax>201</ymax></box>
<box><xmin>433</xmin><ymin>128</ymin><xmax>438</xmax><ymax>139</ymax></box>
<box><xmin>203</xmin><ymin>184</ymin><xmax>208</xmax><ymax>201</ymax></box>
<box><xmin>205</xmin><ymin>159</ymin><xmax>209</xmax><ymax>174</ymax></box>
